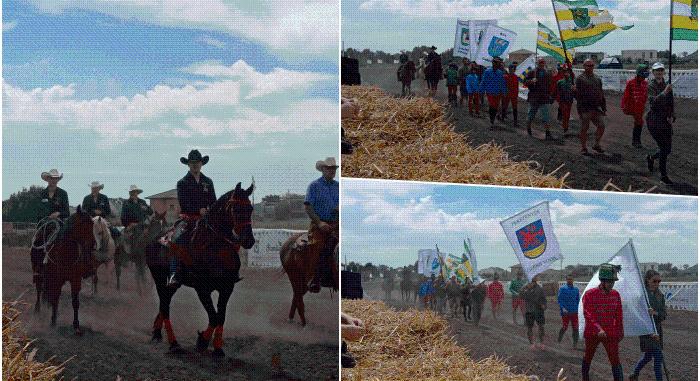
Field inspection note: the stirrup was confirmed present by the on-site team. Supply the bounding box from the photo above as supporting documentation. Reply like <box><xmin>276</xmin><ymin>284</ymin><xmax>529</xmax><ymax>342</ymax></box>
<box><xmin>166</xmin><ymin>274</ymin><xmax>181</xmax><ymax>288</ymax></box>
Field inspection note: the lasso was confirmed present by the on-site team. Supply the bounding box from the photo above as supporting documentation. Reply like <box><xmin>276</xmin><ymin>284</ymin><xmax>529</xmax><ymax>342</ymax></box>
<box><xmin>31</xmin><ymin>217</ymin><xmax>63</xmax><ymax>254</ymax></box>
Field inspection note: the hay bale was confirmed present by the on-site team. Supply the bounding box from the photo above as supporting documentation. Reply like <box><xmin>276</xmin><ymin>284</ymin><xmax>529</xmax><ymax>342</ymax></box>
<box><xmin>342</xmin><ymin>300</ymin><xmax>531</xmax><ymax>380</ymax></box>
<box><xmin>3</xmin><ymin>300</ymin><xmax>70</xmax><ymax>380</ymax></box>
<box><xmin>341</xmin><ymin>86</ymin><xmax>566</xmax><ymax>188</ymax></box>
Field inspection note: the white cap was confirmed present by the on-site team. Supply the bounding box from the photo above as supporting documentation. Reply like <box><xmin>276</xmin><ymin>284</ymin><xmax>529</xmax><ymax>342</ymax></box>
<box><xmin>651</xmin><ymin>62</ymin><xmax>665</xmax><ymax>71</ymax></box>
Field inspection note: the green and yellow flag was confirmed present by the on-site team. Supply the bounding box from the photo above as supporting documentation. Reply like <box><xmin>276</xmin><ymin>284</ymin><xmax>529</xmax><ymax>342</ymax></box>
<box><xmin>552</xmin><ymin>0</ymin><xmax>633</xmax><ymax>48</ymax></box>
<box><xmin>537</xmin><ymin>22</ymin><xmax>574</xmax><ymax>63</ymax></box>
<box><xmin>672</xmin><ymin>0</ymin><xmax>698</xmax><ymax>40</ymax></box>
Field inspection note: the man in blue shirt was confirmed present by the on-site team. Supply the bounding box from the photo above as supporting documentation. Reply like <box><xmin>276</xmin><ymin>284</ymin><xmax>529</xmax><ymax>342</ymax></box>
<box><xmin>305</xmin><ymin>157</ymin><xmax>339</xmax><ymax>293</ymax></box>
<box><xmin>557</xmin><ymin>274</ymin><xmax>581</xmax><ymax>348</ymax></box>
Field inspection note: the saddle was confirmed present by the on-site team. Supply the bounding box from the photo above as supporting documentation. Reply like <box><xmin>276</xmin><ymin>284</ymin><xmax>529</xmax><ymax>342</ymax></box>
<box><xmin>291</xmin><ymin>232</ymin><xmax>311</xmax><ymax>251</ymax></box>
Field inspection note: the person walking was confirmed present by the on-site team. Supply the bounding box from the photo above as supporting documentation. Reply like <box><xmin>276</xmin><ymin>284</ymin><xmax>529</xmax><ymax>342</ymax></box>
<box><xmin>465</xmin><ymin>62</ymin><xmax>481</xmax><ymax>117</ymax></box>
<box><xmin>509</xmin><ymin>271</ymin><xmax>526</xmax><ymax>324</ymax></box>
<box><xmin>557</xmin><ymin>274</ymin><xmax>580</xmax><ymax>348</ymax></box>
<box><xmin>621</xmin><ymin>64</ymin><xmax>650</xmax><ymax>148</ymax></box>
<box><xmin>575</xmin><ymin>59</ymin><xmax>607</xmax><ymax>155</ymax></box>
<box><xmin>445</xmin><ymin>62</ymin><xmax>460</xmax><ymax>106</ymax></box>
<box><xmin>487</xmin><ymin>273</ymin><xmax>505</xmax><ymax>319</ymax></box>
<box><xmin>520</xmin><ymin>275</ymin><xmax>547</xmax><ymax>350</ymax></box>
<box><xmin>471</xmin><ymin>280</ymin><xmax>487</xmax><ymax>326</ymax></box>
<box><xmin>397</xmin><ymin>53</ymin><xmax>417</xmax><ymax>98</ymax></box>
<box><xmin>629</xmin><ymin>270</ymin><xmax>666</xmax><ymax>381</ymax></box>
<box><xmin>645</xmin><ymin>62</ymin><xmax>676</xmax><ymax>185</ymax></box>
<box><xmin>501</xmin><ymin>62</ymin><xmax>520</xmax><ymax>127</ymax></box>
<box><xmin>425</xmin><ymin>46</ymin><xmax>442</xmax><ymax>97</ymax></box>
<box><xmin>479</xmin><ymin>57</ymin><xmax>507</xmax><ymax>129</ymax></box>
<box><xmin>581</xmin><ymin>263</ymin><xmax>624</xmax><ymax>381</ymax></box>
<box><xmin>555</xmin><ymin>63</ymin><xmax>576</xmax><ymax>133</ymax></box>
<box><xmin>525</xmin><ymin>58</ymin><xmax>554</xmax><ymax>140</ymax></box>
<box><xmin>458</xmin><ymin>58</ymin><xmax>471</xmax><ymax>107</ymax></box>
<box><xmin>461</xmin><ymin>278</ymin><xmax>473</xmax><ymax>322</ymax></box>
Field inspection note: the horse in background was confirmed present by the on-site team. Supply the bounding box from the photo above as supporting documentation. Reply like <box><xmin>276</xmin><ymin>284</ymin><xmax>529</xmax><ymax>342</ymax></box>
<box><xmin>91</xmin><ymin>216</ymin><xmax>116</xmax><ymax>294</ymax></box>
<box><xmin>400</xmin><ymin>270</ymin><xmax>414</xmax><ymax>302</ymax></box>
<box><xmin>280</xmin><ymin>228</ymin><xmax>339</xmax><ymax>327</ymax></box>
<box><xmin>382</xmin><ymin>273</ymin><xmax>394</xmax><ymax>301</ymax></box>
<box><xmin>115</xmin><ymin>211</ymin><xmax>168</xmax><ymax>294</ymax></box>
<box><xmin>416</xmin><ymin>56</ymin><xmax>427</xmax><ymax>92</ymax></box>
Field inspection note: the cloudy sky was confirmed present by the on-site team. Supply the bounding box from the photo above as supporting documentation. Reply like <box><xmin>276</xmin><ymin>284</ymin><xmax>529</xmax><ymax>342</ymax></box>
<box><xmin>342</xmin><ymin>179</ymin><xmax>698</xmax><ymax>269</ymax></box>
<box><xmin>342</xmin><ymin>0</ymin><xmax>698</xmax><ymax>55</ymax></box>
<box><xmin>3</xmin><ymin>0</ymin><xmax>338</xmax><ymax>203</ymax></box>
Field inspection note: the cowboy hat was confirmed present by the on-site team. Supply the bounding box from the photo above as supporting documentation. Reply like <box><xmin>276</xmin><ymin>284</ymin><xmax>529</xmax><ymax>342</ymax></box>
<box><xmin>315</xmin><ymin>157</ymin><xmax>339</xmax><ymax>171</ymax></box>
<box><xmin>430</xmin><ymin>46</ymin><xmax>437</xmax><ymax>50</ymax></box>
<box><xmin>41</xmin><ymin>169</ymin><xmax>63</xmax><ymax>182</ymax></box>
<box><xmin>128</xmin><ymin>185</ymin><xmax>143</xmax><ymax>194</ymax></box>
<box><xmin>180</xmin><ymin>149</ymin><xmax>209</xmax><ymax>165</ymax></box>
<box><xmin>89</xmin><ymin>181</ymin><xmax>104</xmax><ymax>190</ymax></box>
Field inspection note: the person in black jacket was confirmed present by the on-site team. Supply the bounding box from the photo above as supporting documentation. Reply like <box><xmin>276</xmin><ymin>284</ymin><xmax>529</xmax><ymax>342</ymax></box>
<box><xmin>82</xmin><ymin>181</ymin><xmax>112</xmax><ymax>218</ymax></box>
<box><xmin>37</xmin><ymin>169</ymin><xmax>70</xmax><ymax>222</ymax></box>
<box><xmin>645</xmin><ymin>62</ymin><xmax>675</xmax><ymax>185</ymax></box>
<box><xmin>629</xmin><ymin>270</ymin><xmax>666</xmax><ymax>381</ymax></box>
<box><xmin>167</xmin><ymin>149</ymin><xmax>217</xmax><ymax>287</ymax></box>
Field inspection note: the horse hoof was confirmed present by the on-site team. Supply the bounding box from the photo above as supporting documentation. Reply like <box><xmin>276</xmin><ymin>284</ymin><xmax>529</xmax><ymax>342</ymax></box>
<box><xmin>196</xmin><ymin>332</ymin><xmax>210</xmax><ymax>352</ymax></box>
<box><xmin>212</xmin><ymin>348</ymin><xmax>225</xmax><ymax>358</ymax></box>
<box><xmin>151</xmin><ymin>330</ymin><xmax>163</xmax><ymax>343</ymax></box>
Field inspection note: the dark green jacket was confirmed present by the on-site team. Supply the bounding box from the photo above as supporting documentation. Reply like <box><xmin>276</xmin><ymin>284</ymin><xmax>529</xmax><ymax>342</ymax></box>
<box><xmin>520</xmin><ymin>283</ymin><xmax>547</xmax><ymax>314</ymax></box>
<box><xmin>640</xmin><ymin>287</ymin><xmax>667</xmax><ymax>351</ymax></box>
<box><xmin>120</xmin><ymin>198</ymin><xmax>153</xmax><ymax>226</ymax></box>
<box><xmin>37</xmin><ymin>187</ymin><xmax>70</xmax><ymax>221</ymax></box>
<box><xmin>82</xmin><ymin>193</ymin><xmax>112</xmax><ymax>218</ymax></box>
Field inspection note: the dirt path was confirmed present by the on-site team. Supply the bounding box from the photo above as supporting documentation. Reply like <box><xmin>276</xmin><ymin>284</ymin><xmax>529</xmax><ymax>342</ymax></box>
<box><xmin>362</xmin><ymin>281</ymin><xmax>697</xmax><ymax>381</ymax></box>
<box><xmin>3</xmin><ymin>246</ymin><xmax>338</xmax><ymax>381</ymax></box>
<box><xmin>355</xmin><ymin>64</ymin><xmax>698</xmax><ymax>195</ymax></box>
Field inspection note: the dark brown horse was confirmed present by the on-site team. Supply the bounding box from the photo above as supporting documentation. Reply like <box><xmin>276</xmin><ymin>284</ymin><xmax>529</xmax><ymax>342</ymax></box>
<box><xmin>114</xmin><ymin>211</ymin><xmax>168</xmax><ymax>293</ymax></box>
<box><xmin>279</xmin><ymin>226</ymin><xmax>339</xmax><ymax>326</ymax></box>
<box><xmin>31</xmin><ymin>206</ymin><xmax>96</xmax><ymax>335</ymax></box>
<box><xmin>145</xmin><ymin>183</ymin><xmax>255</xmax><ymax>357</ymax></box>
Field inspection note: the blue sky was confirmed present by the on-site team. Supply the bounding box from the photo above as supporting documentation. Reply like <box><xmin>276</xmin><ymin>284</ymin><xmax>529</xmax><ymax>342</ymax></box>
<box><xmin>3</xmin><ymin>0</ymin><xmax>339</xmax><ymax>203</ymax></box>
<box><xmin>342</xmin><ymin>0</ymin><xmax>699</xmax><ymax>56</ymax></box>
<box><xmin>342</xmin><ymin>179</ymin><xmax>698</xmax><ymax>269</ymax></box>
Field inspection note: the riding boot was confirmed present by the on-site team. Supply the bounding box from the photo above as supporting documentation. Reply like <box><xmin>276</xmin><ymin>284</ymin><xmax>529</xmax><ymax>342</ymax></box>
<box><xmin>166</xmin><ymin>256</ymin><xmax>182</xmax><ymax>288</ymax></box>
<box><xmin>632</xmin><ymin>125</ymin><xmax>643</xmax><ymax>147</ymax></box>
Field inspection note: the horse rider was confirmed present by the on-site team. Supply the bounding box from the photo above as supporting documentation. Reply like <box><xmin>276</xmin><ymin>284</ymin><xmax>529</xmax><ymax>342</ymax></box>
<box><xmin>32</xmin><ymin>169</ymin><xmax>70</xmax><ymax>280</ymax></box>
<box><xmin>82</xmin><ymin>181</ymin><xmax>120</xmax><ymax>238</ymax></box>
<box><xmin>305</xmin><ymin>157</ymin><xmax>339</xmax><ymax>293</ymax></box>
<box><xmin>167</xmin><ymin>149</ymin><xmax>217</xmax><ymax>287</ymax></box>
<box><xmin>120</xmin><ymin>184</ymin><xmax>153</xmax><ymax>230</ymax></box>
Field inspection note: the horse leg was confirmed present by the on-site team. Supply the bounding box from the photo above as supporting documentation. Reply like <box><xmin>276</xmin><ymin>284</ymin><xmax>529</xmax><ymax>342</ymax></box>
<box><xmin>115</xmin><ymin>261</ymin><xmax>122</xmax><ymax>290</ymax></box>
<box><xmin>70</xmin><ymin>279</ymin><xmax>82</xmax><ymax>335</ymax></box>
<box><xmin>294</xmin><ymin>292</ymin><xmax>306</xmax><ymax>327</ymax></box>
<box><xmin>160</xmin><ymin>289</ymin><xmax>183</xmax><ymax>353</ymax></box>
<box><xmin>34</xmin><ymin>272</ymin><xmax>43</xmax><ymax>314</ymax></box>
<box><xmin>211</xmin><ymin>286</ymin><xmax>234</xmax><ymax>358</ymax></box>
<box><xmin>92</xmin><ymin>273</ymin><xmax>98</xmax><ymax>295</ymax></box>
<box><xmin>288</xmin><ymin>294</ymin><xmax>297</xmax><ymax>322</ymax></box>
<box><xmin>195</xmin><ymin>288</ymin><xmax>217</xmax><ymax>352</ymax></box>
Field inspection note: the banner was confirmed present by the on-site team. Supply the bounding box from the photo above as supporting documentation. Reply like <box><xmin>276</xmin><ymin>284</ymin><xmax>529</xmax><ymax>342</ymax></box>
<box><xmin>453</xmin><ymin>19</ymin><xmax>471</xmax><ymax>58</ymax></box>
<box><xmin>671</xmin><ymin>0</ymin><xmax>698</xmax><ymax>41</ymax></box>
<box><xmin>577</xmin><ymin>240</ymin><xmax>656</xmax><ymax>337</ymax></box>
<box><xmin>553</xmin><ymin>0</ymin><xmax>633</xmax><ymax>48</ymax></box>
<box><xmin>465</xmin><ymin>238</ymin><xmax>482</xmax><ymax>283</ymax></box>
<box><xmin>500</xmin><ymin>201</ymin><xmax>562</xmax><ymax>281</ymax></box>
<box><xmin>537</xmin><ymin>21</ymin><xmax>574</xmax><ymax>63</ymax></box>
<box><xmin>570</xmin><ymin>68</ymin><xmax>698</xmax><ymax>99</ymax></box>
<box><xmin>418</xmin><ymin>249</ymin><xmax>445</xmax><ymax>276</ymax></box>
<box><xmin>246</xmin><ymin>229</ymin><xmax>305</xmax><ymax>268</ymax></box>
<box><xmin>475</xmin><ymin>24</ymin><xmax>518</xmax><ymax>66</ymax></box>
<box><xmin>468</xmin><ymin>19</ymin><xmax>498</xmax><ymax>60</ymax></box>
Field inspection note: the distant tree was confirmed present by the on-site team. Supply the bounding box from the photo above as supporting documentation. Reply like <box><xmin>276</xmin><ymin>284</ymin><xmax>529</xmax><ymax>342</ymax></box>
<box><xmin>2</xmin><ymin>185</ymin><xmax>45</xmax><ymax>222</ymax></box>
<box><xmin>671</xmin><ymin>266</ymin><xmax>679</xmax><ymax>277</ymax></box>
<box><xmin>683</xmin><ymin>264</ymin><xmax>689</xmax><ymax>270</ymax></box>
<box><xmin>262</xmin><ymin>195</ymin><xmax>280</xmax><ymax>203</ymax></box>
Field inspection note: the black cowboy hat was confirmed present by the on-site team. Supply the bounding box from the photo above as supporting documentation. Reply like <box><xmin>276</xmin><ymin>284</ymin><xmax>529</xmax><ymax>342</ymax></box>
<box><xmin>180</xmin><ymin>149</ymin><xmax>209</xmax><ymax>165</ymax></box>
<box><xmin>430</xmin><ymin>45</ymin><xmax>437</xmax><ymax>50</ymax></box>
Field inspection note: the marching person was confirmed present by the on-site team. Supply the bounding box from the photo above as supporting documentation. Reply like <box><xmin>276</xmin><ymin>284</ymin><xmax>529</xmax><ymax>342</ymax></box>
<box><xmin>629</xmin><ymin>270</ymin><xmax>666</xmax><ymax>381</ymax></box>
<box><xmin>645</xmin><ymin>62</ymin><xmax>676</xmax><ymax>185</ymax></box>
<box><xmin>445</xmin><ymin>62</ymin><xmax>460</xmax><ymax>106</ymax></box>
<box><xmin>446</xmin><ymin>275</ymin><xmax>462</xmax><ymax>317</ymax></box>
<box><xmin>434</xmin><ymin>274</ymin><xmax>448</xmax><ymax>314</ymax></box>
<box><xmin>581</xmin><ymin>263</ymin><xmax>624</xmax><ymax>381</ymax></box>
<box><xmin>305</xmin><ymin>157</ymin><xmax>339</xmax><ymax>293</ymax></box>
<box><xmin>167</xmin><ymin>149</ymin><xmax>217</xmax><ymax>287</ymax></box>
<box><xmin>425</xmin><ymin>46</ymin><xmax>442</xmax><ymax>97</ymax></box>
<box><xmin>555</xmin><ymin>63</ymin><xmax>576</xmax><ymax>134</ymax></box>
<box><xmin>479</xmin><ymin>57</ymin><xmax>507</xmax><ymax>129</ymax></box>
<box><xmin>465</xmin><ymin>62</ymin><xmax>481</xmax><ymax>117</ymax></box>
<box><xmin>557</xmin><ymin>274</ymin><xmax>580</xmax><ymax>348</ymax></box>
<box><xmin>501</xmin><ymin>62</ymin><xmax>520</xmax><ymax>127</ymax></box>
<box><xmin>487</xmin><ymin>273</ymin><xmax>504</xmax><ymax>319</ymax></box>
<box><xmin>621</xmin><ymin>64</ymin><xmax>650</xmax><ymax>148</ymax></box>
<box><xmin>471</xmin><ymin>280</ymin><xmax>487</xmax><ymax>326</ymax></box>
<box><xmin>458</xmin><ymin>58</ymin><xmax>471</xmax><ymax>107</ymax></box>
<box><xmin>509</xmin><ymin>271</ymin><xmax>526</xmax><ymax>325</ymax></box>
<box><xmin>461</xmin><ymin>278</ymin><xmax>473</xmax><ymax>321</ymax></box>
<box><xmin>419</xmin><ymin>274</ymin><xmax>436</xmax><ymax>310</ymax></box>
<box><xmin>397</xmin><ymin>52</ymin><xmax>416</xmax><ymax>98</ymax></box>
<box><xmin>120</xmin><ymin>185</ymin><xmax>153</xmax><ymax>228</ymax></box>
<box><xmin>525</xmin><ymin>58</ymin><xmax>554</xmax><ymax>140</ymax></box>
<box><xmin>576</xmin><ymin>59</ymin><xmax>607</xmax><ymax>155</ymax></box>
<box><xmin>520</xmin><ymin>275</ymin><xmax>547</xmax><ymax>350</ymax></box>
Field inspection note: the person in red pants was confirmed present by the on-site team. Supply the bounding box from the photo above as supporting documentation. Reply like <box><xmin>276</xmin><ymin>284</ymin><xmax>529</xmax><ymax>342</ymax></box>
<box><xmin>555</xmin><ymin>64</ymin><xmax>576</xmax><ymax>133</ymax></box>
<box><xmin>581</xmin><ymin>263</ymin><xmax>624</xmax><ymax>381</ymax></box>
<box><xmin>621</xmin><ymin>64</ymin><xmax>649</xmax><ymax>147</ymax></box>
<box><xmin>557</xmin><ymin>274</ymin><xmax>580</xmax><ymax>348</ymax></box>
<box><xmin>501</xmin><ymin>62</ymin><xmax>520</xmax><ymax>127</ymax></box>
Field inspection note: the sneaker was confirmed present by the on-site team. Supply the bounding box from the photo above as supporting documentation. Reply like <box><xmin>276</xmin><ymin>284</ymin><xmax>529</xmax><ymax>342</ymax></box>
<box><xmin>592</xmin><ymin>144</ymin><xmax>604</xmax><ymax>153</ymax></box>
<box><xmin>647</xmin><ymin>155</ymin><xmax>655</xmax><ymax>173</ymax></box>
<box><xmin>660</xmin><ymin>176</ymin><xmax>674</xmax><ymax>185</ymax></box>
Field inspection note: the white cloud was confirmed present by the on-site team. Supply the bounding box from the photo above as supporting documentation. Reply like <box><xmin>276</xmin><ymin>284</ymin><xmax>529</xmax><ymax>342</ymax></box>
<box><xmin>27</xmin><ymin>0</ymin><xmax>338</xmax><ymax>59</ymax></box>
<box><xmin>549</xmin><ymin>199</ymin><xmax>602</xmax><ymax>219</ymax></box>
<box><xmin>3</xmin><ymin>20</ymin><xmax>17</xmax><ymax>31</ymax></box>
<box><xmin>198</xmin><ymin>35</ymin><xmax>226</xmax><ymax>48</ymax></box>
<box><xmin>360</xmin><ymin>0</ymin><xmax>553</xmax><ymax>20</ymax></box>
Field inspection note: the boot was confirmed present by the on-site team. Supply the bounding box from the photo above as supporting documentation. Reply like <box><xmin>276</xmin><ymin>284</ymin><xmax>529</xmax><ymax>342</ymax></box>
<box><xmin>545</xmin><ymin>130</ymin><xmax>553</xmax><ymax>141</ymax></box>
<box><xmin>582</xmin><ymin>360</ymin><xmax>591</xmax><ymax>381</ymax></box>
<box><xmin>513</xmin><ymin>109</ymin><xmax>518</xmax><ymax>127</ymax></box>
<box><xmin>557</xmin><ymin>328</ymin><xmax>565</xmax><ymax>343</ymax></box>
<box><xmin>632</xmin><ymin>125</ymin><xmax>643</xmax><ymax>147</ymax></box>
<box><xmin>167</xmin><ymin>257</ymin><xmax>182</xmax><ymax>288</ymax></box>
<box><xmin>572</xmin><ymin>329</ymin><xmax>579</xmax><ymax>348</ymax></box>
<box><xmin>612</xmin><ymin>364</ymin><xmax>624</xmax><ymax>381</ymax></box>
<box><xmin>647</xmin><ymin>154</ymin><xmax>655</xmax><ymax>173</ymax></box>
<box><xmin>526</xmin><ymin>123</ymin><xmax>532</xmax><ymax>136</ymax></box>
<box><xmin>309</xmin><ymin>267</ymin><xmax>321</xmax><ymax>293</ymax></box>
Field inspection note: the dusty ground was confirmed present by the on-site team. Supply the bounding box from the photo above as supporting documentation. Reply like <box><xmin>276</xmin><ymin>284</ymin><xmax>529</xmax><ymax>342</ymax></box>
<box><xmin>3</xmin><ymin>246</ymin><xmax>338</xmax><ymax>381</ymax></box>
<box><xmin>354</xmin><ymin>64</ymin><xmax>698</xmax><ymax>195</ymax></box>
<box><xmin>361</xmin><ymin>280</ymin><xmax>698</xmax><ymax>381</ymax></box>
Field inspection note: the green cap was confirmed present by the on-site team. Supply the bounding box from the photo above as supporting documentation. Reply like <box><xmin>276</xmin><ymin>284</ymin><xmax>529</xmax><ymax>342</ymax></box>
<box><xmin>636</xmin><ymin>64</ymin><xmax>649</xmax><ymax>77</ymax></box>
<box><xmin>598</xmin><ymin>263</ymin><xmax>621</xmax><ymax>281</ymax></box>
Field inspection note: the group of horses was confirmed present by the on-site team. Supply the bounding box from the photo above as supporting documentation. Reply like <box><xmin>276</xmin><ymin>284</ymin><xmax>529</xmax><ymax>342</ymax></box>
<box><xmin>29</xmin><ymin>182</ymin><xmax>338</xmax><ymax>358</ymax></box>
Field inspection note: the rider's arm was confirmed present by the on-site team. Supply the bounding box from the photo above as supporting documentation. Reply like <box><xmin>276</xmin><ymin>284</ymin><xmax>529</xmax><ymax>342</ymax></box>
<box><xmin>304</xmin><ymin>204</ymin><xmax>321</xmax><ymax>225</ymax></box>
<box><xmin>103</xmin><ymin>195</ymin><xmax>112</xmax><ymax>217</ymax></box>
<box><xmin>59</xmin><ymin>190</ymin><xmax>70</xmax><ymax>219</ymax></box>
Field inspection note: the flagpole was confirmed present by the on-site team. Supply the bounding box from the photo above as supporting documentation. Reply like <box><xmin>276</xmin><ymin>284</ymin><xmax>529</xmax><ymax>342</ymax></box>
<box><xmin>668</xmin><ymin>0</ymin><xmax>675</xmax><ymax>117</ymax></box>
<box><xmin>550</xmin><ymin>0</ymin><xmax>571</xmax><ymax>64</ymax></box>
<box><xmin>535</xmin><ymin>21</ymin><xmax>539</xmax><ymax>60</ymax></box>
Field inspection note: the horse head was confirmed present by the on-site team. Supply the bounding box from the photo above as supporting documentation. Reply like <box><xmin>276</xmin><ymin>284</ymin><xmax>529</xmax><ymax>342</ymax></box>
<box><xmin>92</xmin><ymin>216</ymin><xmax>110</xmax><ymax>252</ymax></box>
<box><xmin>66</xmin><ymin>205</ymin><xmax>96</xmax><ymax>251</ymax></box>
<box><xmin>210</xmin><ymin>182</ymin><xmax>255</xmax><ymax>249</ymax></box>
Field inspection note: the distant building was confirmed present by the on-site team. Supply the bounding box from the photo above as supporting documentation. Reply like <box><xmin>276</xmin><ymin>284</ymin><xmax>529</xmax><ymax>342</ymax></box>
<box><xmin>574</xmin><ymin>51</ymin><xmax>605</xmax><ymax>63</ymax></box>
<box><xmin>621</xmin><ymin>49</ymin><xmax>658</xmax><ymax>64</ymax></box>
<box><xmin>145</xmin><ymin>189</ymin><xmax>179</xmax><ymax>224</ymax></box>
<box><xmin>508</xmin><ymin>49</ymin><xmax>535</xmax><ymax>65</ymax></box>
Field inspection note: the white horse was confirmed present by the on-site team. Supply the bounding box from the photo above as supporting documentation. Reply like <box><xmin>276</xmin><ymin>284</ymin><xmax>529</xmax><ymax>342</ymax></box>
<box><xmin>92</xmin><ymin>216</ymin><xmax>116</xmax><ymax>294</ymax></box>
<box><xmin>416</xmin><ymin>56</ymin><xmax>427</xmax><ymax>91</ymax></box>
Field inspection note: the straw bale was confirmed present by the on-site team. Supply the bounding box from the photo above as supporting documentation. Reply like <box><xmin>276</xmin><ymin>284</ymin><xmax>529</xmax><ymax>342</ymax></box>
<box><xmin>340</xmin><ymin>86</ymin><xmax>565</xmax><ymax>188</ymax></box>
<box><xmin>342</xmin><ymin>300</ymin><xmax>532</xmax><ymax>381</ymax></box>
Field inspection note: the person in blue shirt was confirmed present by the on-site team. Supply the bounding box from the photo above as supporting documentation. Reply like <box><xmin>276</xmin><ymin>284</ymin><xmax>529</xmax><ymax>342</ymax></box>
<box><xmin>465</xmin><ymin>62</ymin><xmax>481</xmax><ymax>117</ymax></box>
<box><xmin>479</xmin><ymin>57</ymin><xmax>507</xmax><ymax>129</ymax></box>
<box><xmin>557</xmin><ymin>274</ymin><xmax>581</xmax><ymax>348</ymax></box>
<box><xmin>305</xmin><ymin>157</ymin><xmax>339</xmax><ymax>293</ymax></box>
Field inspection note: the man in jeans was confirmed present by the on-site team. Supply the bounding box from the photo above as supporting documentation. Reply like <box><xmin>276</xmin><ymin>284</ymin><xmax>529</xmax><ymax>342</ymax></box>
<box><xmin>520</xmin><ymin>274</ymin><xmax>547</xmax><ymax>350</ymax></box>
<box><xmin>575</xmin><ymin>59</ymin><xmax>607</xmax><ymax>155</ymax></box>
<box><xmin>524</xmin><ymin>58</ymin><xmax>554</xmax><ymax>140</ymax></box>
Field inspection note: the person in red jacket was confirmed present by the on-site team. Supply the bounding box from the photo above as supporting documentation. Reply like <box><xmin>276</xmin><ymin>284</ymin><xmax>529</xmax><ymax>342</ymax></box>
<box><xmin>581</xmin><ymin>263</ymin><xmax>624</xmax><ymax>381</ymax></box>
<box><xmin>621</xmin><ymin>64</ymin><xmax>650</xmax><ymax>147</ymax></box>
<box><xmin>501</xmin><ymin>62</ymin><xmax>520</xmax><ymax>127</ymax></box>
<box><xmin>487</xmin><ymin>273</ymin><xmax>505</xmax><ymax>319</ymax></box>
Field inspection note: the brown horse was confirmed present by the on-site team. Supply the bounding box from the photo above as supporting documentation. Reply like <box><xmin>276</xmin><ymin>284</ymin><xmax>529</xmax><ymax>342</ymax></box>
<box><xmin>32</xmin><ymin>206</ymin><xmax>96</xmax><ymax>335</ymax></box>
<box><xmin>145</xmin><ymin>183</ymin><xmax>255</xmax><ymax>357</ymax></box>
<box><xmin>279</xmin><ymin>226</ymin><xmax>339</xmax><ymax>326</ymax></box>
<box><xmin>114</xmin><ymin>211</ymin><xmax>168</xmax><ymax>293</ymax></box>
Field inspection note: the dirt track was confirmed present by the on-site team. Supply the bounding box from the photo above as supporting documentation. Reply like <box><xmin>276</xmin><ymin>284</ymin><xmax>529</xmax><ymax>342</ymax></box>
<box><xmin>3</xmin><ymin>246</ymin><xmax>338</xmax><ymax>381</ymax></box>
<box><xmin>354</xmin><ymin>64</ymin><xmax>698</xmax><ymax>195</ymax></box>
<box><xmin>361</xmin><ymin>280</ymin><xmax>698</xmax><ymax>381</ymax></box>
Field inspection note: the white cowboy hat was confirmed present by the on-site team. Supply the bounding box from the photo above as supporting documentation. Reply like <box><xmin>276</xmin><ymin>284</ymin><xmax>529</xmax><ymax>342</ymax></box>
<box><xmin>651</xmin><ymin>62</ymin><xmax>665</xmax><ymax>71</ymax></box>
<box><xmin>128</xmin><ymin>185</ymin><xmax>143</xmax><ymax>194</ymax></box>
<box><xmin>41</xmin><ymin>169</ymin><xmax>63</xmax><ymax>182</ymax></box>
<box><xmin>89</xmin><ymin>181</ymin><xmax>104</xmax><ymax>190</ymax></box>
<box><xmin>315</xmin><ymin>157</ymin><xmax>339</xmax><ymax>172</ymax></box>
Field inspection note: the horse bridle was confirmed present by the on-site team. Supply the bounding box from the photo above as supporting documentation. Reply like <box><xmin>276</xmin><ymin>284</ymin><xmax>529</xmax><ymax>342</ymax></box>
<box><xmin>192</xmin><ymin>197</ymin><xmax>251</xmax><ymax>247</ymax></box>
